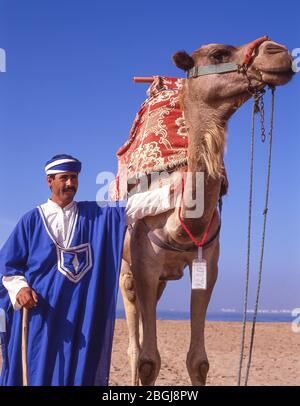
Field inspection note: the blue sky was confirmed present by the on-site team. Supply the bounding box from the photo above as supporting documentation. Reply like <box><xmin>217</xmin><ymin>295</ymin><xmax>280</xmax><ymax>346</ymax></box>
<box><xmin>0</xmin><ymin>0</ymin><xmax>299</xmax><ymax>312</ymax></box>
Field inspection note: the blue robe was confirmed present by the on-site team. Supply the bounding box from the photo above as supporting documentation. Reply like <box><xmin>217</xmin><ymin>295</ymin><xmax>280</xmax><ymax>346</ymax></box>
<box><xmin>0</xmin><ymin>201</ymin><xmax>126</xmax><ymax>386</ymax></box>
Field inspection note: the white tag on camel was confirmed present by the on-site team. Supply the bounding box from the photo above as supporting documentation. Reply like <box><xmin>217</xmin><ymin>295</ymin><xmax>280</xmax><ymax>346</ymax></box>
<box><xmin>192</xmin><ymin>248</ymin><xmax>207</xmax><ymax>290</ymax></box>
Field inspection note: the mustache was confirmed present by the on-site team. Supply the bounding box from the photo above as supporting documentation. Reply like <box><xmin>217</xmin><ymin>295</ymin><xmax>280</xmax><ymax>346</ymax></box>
<box><xmin>63</xmin><ymin>187</ymin><xmax>76</xmax><ymax>193</ymax></box>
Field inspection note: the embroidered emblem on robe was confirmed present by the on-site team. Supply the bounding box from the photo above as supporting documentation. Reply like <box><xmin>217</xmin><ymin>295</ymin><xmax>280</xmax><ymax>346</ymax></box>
<box><xmin>57</xmin><ymin>243</ymin><xmax>92</xmax><ymax>283</ymax></box>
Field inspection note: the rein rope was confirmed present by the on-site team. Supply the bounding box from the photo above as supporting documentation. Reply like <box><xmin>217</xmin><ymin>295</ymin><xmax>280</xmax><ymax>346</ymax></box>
<box><xmin>237</xmin><ymin>86</ymin><xmax>275</xmax><ymax>386</ymax></box>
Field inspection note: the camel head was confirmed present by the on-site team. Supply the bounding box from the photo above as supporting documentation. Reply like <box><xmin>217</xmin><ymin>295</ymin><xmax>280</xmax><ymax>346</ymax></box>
<box><xmin>173</xmin><ymin>37</ymin><xmax>294</xmax><ymax>117</ymax></box>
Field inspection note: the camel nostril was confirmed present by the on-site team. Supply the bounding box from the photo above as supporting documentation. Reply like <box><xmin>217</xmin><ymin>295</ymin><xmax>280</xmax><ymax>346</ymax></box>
<box><xmin>265</xmin><ymin>44</ymin><xmax>288</xmax><ymax>54</ymax></box>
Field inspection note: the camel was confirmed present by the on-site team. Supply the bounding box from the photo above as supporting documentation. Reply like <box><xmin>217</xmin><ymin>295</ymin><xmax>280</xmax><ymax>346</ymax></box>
<box><xmin>119</xmin><ymin>37</ymin><xmax>294</xmax><ymax>386</ymax></box>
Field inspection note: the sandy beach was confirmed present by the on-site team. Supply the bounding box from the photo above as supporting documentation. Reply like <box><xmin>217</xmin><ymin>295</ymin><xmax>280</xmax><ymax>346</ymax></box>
<box><xmin>110</xmin><ymin>320</ymin><xmax>300</xmax><ymax>386</ymax></box>
<box><xmin>0</xmin><ymin>320</ymin><xmax>299</xmax><ymax>386</ymax></box>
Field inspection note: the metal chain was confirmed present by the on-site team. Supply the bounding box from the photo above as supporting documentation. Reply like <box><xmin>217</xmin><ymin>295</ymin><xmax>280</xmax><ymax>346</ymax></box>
<box><xmin>237</xmin><ymin>87</ymin><xmax>275</xmax><ymax>386</ymax></box>
<box><xmin>242</xmin><ymin>65</ymin><xmax>257</xmax><ymax>95</ymax></box>
<box><xmin>239</xmin><ymin>65</ymin><xmax>267</xmax><ymax>143</ymax></box>
<box><xmin>259</xmin><ymin>94</ymin><xmax>266</xmax><ymax>142</ymax></box>
<box><xmin>252</xmin><ymin>89</ymin><xmax>266</xmax><ymax>142</ymax></box>
<box><xmin>254</xmin><ymin>90</ymin><xmax>267</xmax><ymax>142</ymax></box>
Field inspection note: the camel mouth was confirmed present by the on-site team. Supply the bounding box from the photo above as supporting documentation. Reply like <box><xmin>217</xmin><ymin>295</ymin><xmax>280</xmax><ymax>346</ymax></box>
<box><xmin>259</xmin><ymin>66</ymin><xmax>294</xmax><ymax>86</ymax></box>
<box><xmin>259</xmin><ymin>66</ymin><xmax>294</xmax><ymax>76</ymax></box>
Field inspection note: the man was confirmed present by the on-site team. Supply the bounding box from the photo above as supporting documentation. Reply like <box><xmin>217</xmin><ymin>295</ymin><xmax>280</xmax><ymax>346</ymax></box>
<box><xmin>0</xmin><ymin>154</ymin><xmax>175</xmax><ymax>386</ymax></box>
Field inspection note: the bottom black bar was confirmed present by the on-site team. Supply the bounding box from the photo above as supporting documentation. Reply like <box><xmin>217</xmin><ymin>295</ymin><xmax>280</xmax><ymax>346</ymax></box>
<box><xmin>0</xmin><ymin>386</ymin><xmax>298</xmax><ymax>402</ymax></box>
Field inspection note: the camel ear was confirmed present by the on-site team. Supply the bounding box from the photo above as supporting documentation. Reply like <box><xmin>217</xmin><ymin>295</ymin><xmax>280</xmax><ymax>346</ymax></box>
<box><xmin>172</xmin><ymin>51</ymin><xmax>194</xmax><ymax>71</ymax></box>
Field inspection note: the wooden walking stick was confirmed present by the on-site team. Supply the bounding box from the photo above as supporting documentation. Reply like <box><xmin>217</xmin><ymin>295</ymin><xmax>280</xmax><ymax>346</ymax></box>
<box><xmin>21</xmin><ymin>307</ymin><xmax>29</xmax><ymax>386</ymax></box>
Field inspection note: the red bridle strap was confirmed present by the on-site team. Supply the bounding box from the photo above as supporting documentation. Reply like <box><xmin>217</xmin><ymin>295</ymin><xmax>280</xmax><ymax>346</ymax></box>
<box><xmin>178</xmin><ymin>177</ymin><xmax>216</xmax><ymax>248</ymax></box>
<box><xmin>242</xmin><ymin>36</ymin><xmax>269</xmax><ymax>67</ymax></box>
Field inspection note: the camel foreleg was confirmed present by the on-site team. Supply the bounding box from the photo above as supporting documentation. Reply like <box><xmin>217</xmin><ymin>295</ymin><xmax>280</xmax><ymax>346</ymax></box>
<box><xmin>119</xmin><ymin>259</ymin><xmax>141</xmax><ymax>386</ymax></box>
<box><xmin>186</xmin><ymin>240</ymin><xmax>219</xmax><ymax>385</ymax></box>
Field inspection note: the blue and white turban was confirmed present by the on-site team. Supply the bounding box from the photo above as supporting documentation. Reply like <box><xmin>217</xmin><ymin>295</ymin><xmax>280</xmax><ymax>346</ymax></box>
<box><xmin>45</xmin><ymin>154</ymin><xmax>82</xmax><ymax>175</ymax></box>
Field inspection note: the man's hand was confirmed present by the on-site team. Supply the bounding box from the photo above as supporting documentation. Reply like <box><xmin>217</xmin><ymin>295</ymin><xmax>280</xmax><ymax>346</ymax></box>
<box><xmin>16</xmin><ymin>287</ymin><xmax>38</xmax><ymax>310</ymax></box>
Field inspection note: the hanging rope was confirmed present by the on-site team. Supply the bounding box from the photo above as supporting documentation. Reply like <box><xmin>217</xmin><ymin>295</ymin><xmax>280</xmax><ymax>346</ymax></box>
<box><xmin>237</xmin><ymin>90</ymin><xmax>258</xmax><ymax>386</ymax></box>
<box><xmin>237</xmin><ymin>87</ymin><xmax>276</xmax><ymax>386</ymax></box>
<box><xmin>244</xmin><ymin>87</ymin><xmax>275</xmax><ymax>385</ymax></box>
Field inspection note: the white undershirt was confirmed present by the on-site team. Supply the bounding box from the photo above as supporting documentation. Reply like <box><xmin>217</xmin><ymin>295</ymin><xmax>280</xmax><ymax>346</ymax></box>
<box><xmin>3</xmin><ymin>185</ymin><xmax>172</xmax><ymax>309</ymax></box>
<box><xmin>40</xmin><ymin>199</ymin><xmax>77</xmax><ymax>247</ymax></box>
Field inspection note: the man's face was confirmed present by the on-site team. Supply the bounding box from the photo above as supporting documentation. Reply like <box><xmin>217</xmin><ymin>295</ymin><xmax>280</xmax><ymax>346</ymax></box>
<box><xmin>47</xmin><ymin>172</ymin><xmax>79</xmax><ymax>204</ymax></box>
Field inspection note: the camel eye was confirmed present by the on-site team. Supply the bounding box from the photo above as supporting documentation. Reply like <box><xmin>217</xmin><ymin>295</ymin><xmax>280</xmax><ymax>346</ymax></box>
<box><xmin>210</xmin><ymin>50</ymin><xmax>230</xmax><ymax>63</ymax></box>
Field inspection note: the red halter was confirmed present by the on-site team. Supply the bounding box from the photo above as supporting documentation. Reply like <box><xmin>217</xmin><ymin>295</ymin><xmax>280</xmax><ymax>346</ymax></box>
<box><xmin>242</xmin><ymin>36</ymin><xmax>269</xmax><ymax>67</ymax></box>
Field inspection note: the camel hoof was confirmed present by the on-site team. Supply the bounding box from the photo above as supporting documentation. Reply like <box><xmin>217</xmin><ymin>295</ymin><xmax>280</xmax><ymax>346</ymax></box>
<box><xmin>196</xmin><ymin>360</ymin><xmax>209</xmax><ymax>386</ymax></box>
<box><xmin>138</xmin><ymin>360</ymin><xmax>156</xmax><ymax>386</ymax></box>
<box><xmin>187</xmin><ymin>355</ymin><xmax>210</xmax><ymax>386</ymax></box>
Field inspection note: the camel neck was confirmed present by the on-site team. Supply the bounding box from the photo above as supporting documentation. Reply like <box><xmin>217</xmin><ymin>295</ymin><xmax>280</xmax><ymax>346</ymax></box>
<box><xmin>181</xmin><ymin>103</ymin><xmax>225</xmax><ymax>230</ymax></box>
<box><xmin>185</xmin><ymin>101</ymin><xmax>226</xmax><ymax>176</ymax></box>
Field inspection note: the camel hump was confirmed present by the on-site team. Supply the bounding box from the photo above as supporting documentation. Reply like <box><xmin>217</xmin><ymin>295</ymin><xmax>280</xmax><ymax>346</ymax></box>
<box><xmin>111</xmin><ymin>76</ymin><xmax>189</xmax><ymax>200</ymax></box>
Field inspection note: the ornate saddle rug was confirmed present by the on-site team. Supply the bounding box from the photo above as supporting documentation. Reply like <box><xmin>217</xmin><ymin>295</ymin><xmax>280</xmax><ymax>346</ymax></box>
<box><xmin>111</xmin><ymin>76</ymin><xmax>188</xmax><ymax>199</ymax></box>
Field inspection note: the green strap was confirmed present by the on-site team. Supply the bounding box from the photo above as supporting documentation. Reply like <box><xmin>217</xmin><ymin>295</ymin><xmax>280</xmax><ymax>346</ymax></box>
<box><xmin>187</xmin><ymin>62</ymin><xmax>239</xmax><ymax>78</ymax></box>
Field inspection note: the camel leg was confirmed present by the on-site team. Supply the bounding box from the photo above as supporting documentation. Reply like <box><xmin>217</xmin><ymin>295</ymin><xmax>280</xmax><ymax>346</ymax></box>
<box><xmin>186</xmin><ymin>240</ymin><xmax>220</xmax><ymax>385</ymax></box>
<box><xmin>119</xmin><ymin>259</ymin><xmax>140</xmax><ymax>386</ymax></box>
<box><xmin>157</xmin><ymin>280</ymin><xmax>167</xmax><ymax>302</ymax></box>
<box><xmin>131</xmin><ymin>255</ymin><xmax>164</xmax><ymax>386</ymax></box>
<box><xmin>138</xmin><ymin>280</ymin><xmax>167</xmax><ymax>386</ymax></box>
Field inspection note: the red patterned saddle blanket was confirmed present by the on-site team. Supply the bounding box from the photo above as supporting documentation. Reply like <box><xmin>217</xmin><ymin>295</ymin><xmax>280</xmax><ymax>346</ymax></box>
<box><xmin>111</xmin><ymin>76</ymin><xmax>188</xmax><ymax>199</ymax></box>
